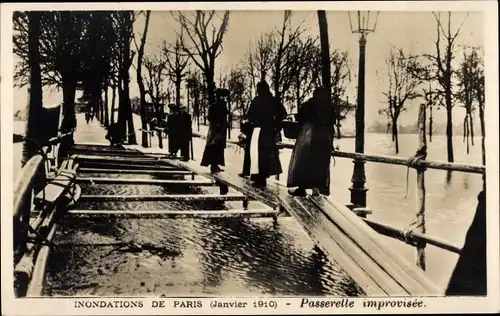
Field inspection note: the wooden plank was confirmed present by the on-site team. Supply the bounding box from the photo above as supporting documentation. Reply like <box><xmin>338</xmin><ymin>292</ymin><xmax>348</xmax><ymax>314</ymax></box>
<box><xmin>308</xmin><ymin>196</ymin><xmax>427</xmax><ymax>295</ymax></box>
<box><xmin>161</xmin><ymin>158</ymin><xmax>281</xmax><ymax>208</ymax></box>
<box><xmin>276</xmin><ymin>193</ymin><xmax>389</xmax><ymax>296</ymax></box>
<box><xmin>77</xmin><ymin>168</ymin><xmax>190</xmax><ymax>175</ymax></box>
<box><xmin>80</xmin><ymin>193</ymin><xmax>247</xmax><ymax>202</ymax></box>
<box><xmin>322</xmin><ymin>196</ymin><xmax>442</xmax><ymax>295</ymax></box>
<box><xmin>75</xmin><ymin>177</ymin><xmax>214</xmax><ymax>186</ymax></box>
<box><xmin>71</xmin><ymin>148</ymin><xmax>146</xmax><ymax>157</ymax></box>
<box><xmin>75</xmin><ymin>154</ymin><xmax>159</xmax><ymax>163</ymax></box>
<box><xmin>26</xmin><ymin>224</ymin><xmax>57</xmax><ymax>297</ymax></box>
<box><xmin>68</xmin><ymin>208</ymin><xmax>279</xmax><ymax>219</ymax></box>
<box><xmin>77</xmin><ymin>162</ymin><xmax>176</xmax><ymax>170</ymax></box>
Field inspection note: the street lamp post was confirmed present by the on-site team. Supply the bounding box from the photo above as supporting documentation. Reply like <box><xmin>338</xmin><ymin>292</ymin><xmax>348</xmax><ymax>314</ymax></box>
<box><xmin>348</xmin><ymin>11</ymin><xmax>379</xmax><ymax>214</ymax></box>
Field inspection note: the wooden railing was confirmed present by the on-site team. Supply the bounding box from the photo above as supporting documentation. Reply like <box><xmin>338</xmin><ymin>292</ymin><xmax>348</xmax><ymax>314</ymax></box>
<box><xmin>13</xmin><ymin>131</ymin><xmax>74</xmax><ymax>260</ymax></box>
<box><xmin>192</xmin><ymin>104</ymin><xmax>485</xmax><ymax>270</ymax></box>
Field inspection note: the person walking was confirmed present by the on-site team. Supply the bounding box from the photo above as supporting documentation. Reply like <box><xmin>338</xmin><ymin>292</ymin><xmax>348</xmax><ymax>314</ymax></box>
<box><xmin>200</xmin><ymin>89</ymin><xmax>229</xmax><ymax>173</ymax></box>
<box><xmin>287</xmin><ymin>86</ymin><xmax>335</xmax><ymax>196</ymax></box>
<box><xmin>177</xmin><ymin>105</ymin><xmax>193</xmax><ymax>161</ymax></box>
<box><xmin>246</xmin><ymin>81</ymin><xmax>287</xmax><ymax>187</ymax></box>
<box><xmin>167</xmin><ymin>104</ymin><xmax>180</xmax><ymax>157</ymax></box>
<box><xmin>238</xmin><ymin>110</ymin><xmax>254</xmax><ymax>178</ymax></box>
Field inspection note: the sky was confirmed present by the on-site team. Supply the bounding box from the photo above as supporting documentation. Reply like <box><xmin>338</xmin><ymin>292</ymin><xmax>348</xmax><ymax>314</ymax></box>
<box><xmin>12</xmin><ymin>10</ymin><xmax>484</xmax><ymax>127</ymax></box>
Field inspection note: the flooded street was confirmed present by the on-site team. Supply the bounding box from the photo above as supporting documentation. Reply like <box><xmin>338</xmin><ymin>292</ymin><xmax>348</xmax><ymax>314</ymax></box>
<box><xmin>45</xmin><ymin>176</ymin><xmax>362</xmax><ymax>296</ymax></box>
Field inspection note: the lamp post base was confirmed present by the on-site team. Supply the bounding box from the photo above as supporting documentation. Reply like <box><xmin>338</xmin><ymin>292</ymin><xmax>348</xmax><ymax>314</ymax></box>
<box><xmin>349</xmin><ymin>159</ymin><xmax>368</xmax><ymax>216</ymax></box>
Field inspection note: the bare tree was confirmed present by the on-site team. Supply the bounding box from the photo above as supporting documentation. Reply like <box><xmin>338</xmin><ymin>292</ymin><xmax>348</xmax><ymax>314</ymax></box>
<box><xmin>474</xmin><ymin>52</ymin><xmax>485</xmax><ymax>166</ymax></box>
<box><xmin>287</xmin><ymin>35</ymin><xmax>318</xmax><ymax>112</ymax></box>
<box><xmin>162</xmin><ymin>34</ymin><xmax>190</xmax><ymax>106</ymax></box>
<box><xmin>173</xmin><ymin>10</ymin><xmax>230</xmax><ymax>105</ymax></box>
<box><xmin>410</xmin><ymin>12</ymin><xmax>469</xmax><ymax>163</ymax></box>
<box><xmin>330</xmin><ymin>50</ymin><xmax>352</xmax><ymax>138</ymax></box>
<box><xmin>380</xmin><ymin>48</ymin><xmax>421</xmax><ymax>154</ymax></box>
<box><xmin>270</xmin><ymin>11</ymin><xmax>304</xmax><ymax>104</ymax></box>
<box><xmin>143</xmin><ymin>52</ymin><xmax>169</xmax><ymax>106</ymax></box>
<box><xmin>457</xmin><ymin>47</ymin><xmax>482</xmax><ymax>154</ymax></box>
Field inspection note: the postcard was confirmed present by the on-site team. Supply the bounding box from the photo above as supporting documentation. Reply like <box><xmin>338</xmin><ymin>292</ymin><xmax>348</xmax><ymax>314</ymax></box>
<box><xmin>1</xmin><ymin>1</ymin><xmax>498</xmax><ymax>315</ymax></box>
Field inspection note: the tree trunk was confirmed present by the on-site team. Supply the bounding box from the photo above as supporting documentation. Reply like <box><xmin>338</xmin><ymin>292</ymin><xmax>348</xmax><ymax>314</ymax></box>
<box><xmin>318</xmin><ymin>10</ymin><xmax>334</xmax><ymax>142</ymax></box>
<box><xmin>104</xmin><ymin>85</ymin><xmax>109</xmax><ymax>127</ymax></box>
<box><xmin>295</xmin><ymin>75</ymin><xmax>301</xmax><ymax>112</ymax></box>
<box><xmin>429</xmin><ymin>105</ymin><xmax>433</xmax><ymax>143</ymax></box>
<box><xmin>110</xmin><ymin>85</ymin><xmax>116</xmax><ymax>124</ymax></box>
<box><xmin>445</xmin><ymin>71</ymin><xmax>454</xmax><ymax>162</ymax></box>
<box><xmin>175</xmin><ymin>77</ymin><xmax>182</xmax><ymax>106</ymax></box>
<box><xmin>206</xmin><ymin>70</ymin><xmax>216</xmax><ymax>105</ymax></box>
<box><xmin>60</xmin><ymin>74</ymin><xmax>78</xmax><ymax>133</ymax></box>
<box><xmin>463</xmin><ymin>116</ymin><xmax>467</xmax><ymax>143</ymax></box>
<box><xmin>22</xmin><ymin>12</ymin><xmax>44</xmax><ymax>166</ymax></box>
<box><xmin>392</xmin><ymin>117</ymin><xmax>399</xmax><ymax>154</ymax></box>
<box><xmin>469</xmin><ymin>112</ymin><xmax>475</xmax><ymax>146</ymax></box>
<box><xmin>137</xmin><ymin>10</ymin><xmax>151</xmax><ymax>148</ymax></box>
<box><xmin>464</xmin><ymin>116</ymin><xmax>470</xmax><ymax>154</ymax></box>
<box><xmin>479</xmin><ymin>104</ymin><xmax>485</xmax><ymax>166</ymax></box>
<box><xmin>99</xmin><ymin>94</ymin><xmax>104</xmax><ymax>124</ymax></box>
<box><xmin>122</xmin><ymin>12</ymin><xmax>136</xmax><ymax>145</ymax></box>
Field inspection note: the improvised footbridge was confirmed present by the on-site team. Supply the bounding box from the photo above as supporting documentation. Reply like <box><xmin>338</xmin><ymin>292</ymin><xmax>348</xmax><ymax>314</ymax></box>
<box><xmin>13</xmin><ymin>121</ymin><xmax>485</xmax><ymax>297</ymax></box>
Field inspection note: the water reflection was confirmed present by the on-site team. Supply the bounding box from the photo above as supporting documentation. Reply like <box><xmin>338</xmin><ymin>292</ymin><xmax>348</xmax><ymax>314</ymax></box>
<box><xmin>195</xmin><ymin>218</ymin><xmax>360</xmax><ymax>296</ymax></box>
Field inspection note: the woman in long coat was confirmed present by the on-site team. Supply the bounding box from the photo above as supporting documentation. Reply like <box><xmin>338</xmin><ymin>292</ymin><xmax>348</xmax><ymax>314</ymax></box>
<box><xmin>287</xmin><ymin>87</ymin><xmax>335</xmax><ymax>196</ymax></box>
<box><xmin>201</xmin><ymin>89</ymin><xmax>228</xmax><ymax>173</ymax></box>
<box><xmin>247</xmin><ymin>81</ymin><xmax>287</xmax><ymax>187</ymax></box>
<box><xmin>167</xmin><ymin>104</ymin><xmax>180</xmax><ymax>156</ymax></box>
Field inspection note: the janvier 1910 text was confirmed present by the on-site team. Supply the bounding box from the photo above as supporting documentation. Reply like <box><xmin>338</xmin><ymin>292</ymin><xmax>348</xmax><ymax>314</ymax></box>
<box><xmin>73</xmin><ymin>297</ymin><xmax>426</xmax><ymax>311</ymax></box>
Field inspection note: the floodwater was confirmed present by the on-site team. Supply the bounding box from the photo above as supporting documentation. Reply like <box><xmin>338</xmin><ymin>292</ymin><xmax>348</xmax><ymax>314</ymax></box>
<box><xmin>12</xmin><ymin>116</ymin><xmax>484</xmax><ymax>296</ymax></box>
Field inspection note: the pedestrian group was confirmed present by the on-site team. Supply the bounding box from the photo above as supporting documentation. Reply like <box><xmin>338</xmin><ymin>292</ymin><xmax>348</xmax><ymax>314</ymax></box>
<box><xmin>105</xmin><ymin>80</ymin><xmax>335</xmax><ymax>197</ymax></box>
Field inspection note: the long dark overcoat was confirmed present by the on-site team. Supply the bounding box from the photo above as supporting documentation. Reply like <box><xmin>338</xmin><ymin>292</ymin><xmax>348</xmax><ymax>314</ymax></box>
<box><xmin>201</xmin><ymin>100</ymin><xmax>228</xmax><ymax>167</ymax></box>
<box><xmin>287</xmin><ymin>97</ymin><xmax>335</xmax><ymax>195</ymax></box>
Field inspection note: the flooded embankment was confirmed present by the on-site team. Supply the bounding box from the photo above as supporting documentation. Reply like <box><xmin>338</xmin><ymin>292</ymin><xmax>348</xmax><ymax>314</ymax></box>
<box><xmin>44</xmin><ymin>171</ymin><xmax>363</xmax><ymax>297</ymax></box>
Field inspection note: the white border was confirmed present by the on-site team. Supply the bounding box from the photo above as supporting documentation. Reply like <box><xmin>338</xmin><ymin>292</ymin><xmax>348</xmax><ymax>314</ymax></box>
<box><xmin>1</xmin><ymin>1</ymin><xmax>499</xmax><ymax>315</ymax></box>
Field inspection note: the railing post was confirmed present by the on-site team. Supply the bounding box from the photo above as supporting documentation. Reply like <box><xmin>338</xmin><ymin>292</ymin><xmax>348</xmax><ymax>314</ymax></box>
<box><xmin>416</xmin><ymin>104</ymin><xmax>427</xmax><ymax>270</ymax></box>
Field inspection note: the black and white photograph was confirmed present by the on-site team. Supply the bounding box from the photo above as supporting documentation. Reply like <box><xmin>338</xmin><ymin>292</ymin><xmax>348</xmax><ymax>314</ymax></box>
<box><xmin>1</xmin><ymin>1</ymin><xmax>499</xmax><ymax>315</ymax></box>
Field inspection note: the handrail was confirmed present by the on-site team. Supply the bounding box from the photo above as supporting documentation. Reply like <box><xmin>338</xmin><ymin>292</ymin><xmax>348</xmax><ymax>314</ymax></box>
<box><xmin>279</xmin><ymin>142</ymin><xmax>485</xmax><ymax>175</ymax></box>
<box><xmin>363</xmin><ymin>218</ymin><xmax>462</xmax><ymax>254</ymax></box>
<box><xmin>13</xmin><ymin>131</ymin><xmax>74</xmax><ymax>223</ymax></box>
<box><xmin>191</xmin><ymin>131</ymin><xmax>485</xmax><ymax>175</ymax></box>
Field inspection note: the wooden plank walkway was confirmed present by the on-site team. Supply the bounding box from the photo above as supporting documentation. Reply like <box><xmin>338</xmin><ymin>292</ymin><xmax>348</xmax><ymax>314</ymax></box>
<box><xmin>122</xmin><ymin>145</ymin><xmax>442</xmax><ymax>296</ymax></box>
